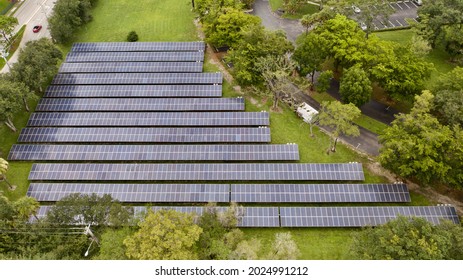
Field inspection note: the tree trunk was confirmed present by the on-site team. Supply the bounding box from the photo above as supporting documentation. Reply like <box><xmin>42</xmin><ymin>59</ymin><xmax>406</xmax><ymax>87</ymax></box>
<box><xmin>23</xmin><ymin>98</ymin><xmax>30</xmax><ymax>112</ymax></box>
<box><xmin>309</xmin><ymin>123</ymin><xmax>314</xmax><ymax>137</ymax></box>
<box><xmin>331</xmin><ymin>137</ymin><xmax>338</xmax><ymax>152</ymax></box>
<box><xmin>5</xmin><ymin>117</ymin><xmax>17</xmax><ymax>132</ymax></box>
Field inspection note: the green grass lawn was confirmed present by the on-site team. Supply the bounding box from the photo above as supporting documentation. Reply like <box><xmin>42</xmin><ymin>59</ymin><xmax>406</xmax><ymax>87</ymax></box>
<box><xmin>269</xmin><ymin>0</ymin><xmax>319</xmax><ymax>19</ymax></box>
<box><xmin>0</xmin><ymin>0</ymin><xmax>11</xmax><ymax>13</ymax></box>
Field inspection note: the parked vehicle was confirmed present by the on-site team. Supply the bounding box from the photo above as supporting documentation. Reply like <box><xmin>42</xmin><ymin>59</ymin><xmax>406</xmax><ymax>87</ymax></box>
<box><xmin>33</xmin><ymin>25</ymin><xmax>42</xmax><ymax>33</ymax></box>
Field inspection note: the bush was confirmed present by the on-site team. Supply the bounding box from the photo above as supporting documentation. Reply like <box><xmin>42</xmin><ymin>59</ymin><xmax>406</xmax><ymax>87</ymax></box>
<box><xmin>127</xmin><ymin>31</ymin><xmax>139</xmax><ymax>42</ymax></box>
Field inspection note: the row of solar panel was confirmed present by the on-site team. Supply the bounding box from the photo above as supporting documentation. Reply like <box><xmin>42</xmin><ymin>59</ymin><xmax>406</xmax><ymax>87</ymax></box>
<box><xmin>51</xmin><ymin>73</ymin><xmax>223</xmax><ymax>85</ymax></box>
<box><xmin>17</xmin><ymin>127</ymin><xmax>271</xmax><ymax>143</ymax></box>
<box><xmin>9</xmin><ymin>144</ymin><xmax>299</xmax><ymax>161</ymax></box>
<box><xmin>44</xmin><ymin>85</ymin><xmax>223</xmax><ymax>98</ymax></box>
<box><xmin>31</xmin><ymin>205</ymin><xmax>460</xmax><ymax>227</ymax></box>
<box><xmin>26</xmin><ymin>183</ymin><xmax>410</xmax><ymax>203</ymax></box>
<box><xmin>35</xmin><ymin>98</ymin><xmax>245</xmax><ymax>112</ymax></box>
<box><xmin>71</xmin><ymin>42</ymin><xmax>206</xmax><ymax>52</ymax></box>
<box><xmin>26</xmin><ymin>112</ymin><xmax>269</xmax><ymax>127</ymax></box>
<box><xmin>65</xmin><ymin>52</ymin><xmax>205</xmax><ymax>63</ymax></box>
<box><xmin>28</xmin><ymin>163</ymin><xmax>365</xmax><ymax>181</ymax></box>
<box><xmin>59</xmin><ymin>62</ymin><xmax>204</xmax><ymax>73</ymax></box>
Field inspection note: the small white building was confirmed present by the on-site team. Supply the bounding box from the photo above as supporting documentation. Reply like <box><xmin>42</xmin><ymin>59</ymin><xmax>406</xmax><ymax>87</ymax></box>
<box><xmin>296</xmin><ymin>102</ymin><xmax>318</xmax><ymax>123</ymax></box>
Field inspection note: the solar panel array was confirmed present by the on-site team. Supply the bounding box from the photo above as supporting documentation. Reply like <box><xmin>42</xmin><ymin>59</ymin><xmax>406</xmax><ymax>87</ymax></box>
<box><xmin>59</xmin><ymin>62</ymin><xmax>204</xmax><ymax>73</ymax></box>
<box><xmin>18</xmin><ymin>127</ymin><xmax>271</xmax><ymax>143</ymax></box>
<box><xmin>28</xmin><ymin>163</ymin><xmax>365</xmax><ymax>181</ymax></box>
<box><xmin>15</xmin><ymin>41</ymin><xmax>456</xmax><ymax>228</ymax></box>
<box><xmin>71</xmin><ymin>42</ymin><xmax>205</xmax><ymax>52</ymax></box>
<box><xmin>52</xmin><ymin>73</ymin><xmax>223</xmax><ymax>85</ymax></box>
<box><xmin>280</xmin><ymin>206</ymin><xmax>460</xmax><ymax>227</ymax></box>
<box><xmin>26</xmin><ymin>183</ymin><xmax>407</xmax><ymax>203</ymax></box>
<box><xmin>27</xmin><ymin>112</ymin><xmax>270</xmax><ymax>127</ymax></box>
<box><xmin>10</xmin><ymin>144</ymin><xmax>298</xmax><ymax>161</ymax></box>
<box><xmin>231</xmin><ymin>184</ymin><xmax>411</xmax><ymax>203</ymax></box>
<box><xmin>35</xmin><ymin>98</ymin><xmax>244</xmax><ymax>112</ymax></box>
<box><xmin>44</xmin><ymin>85</ymin><xmax>223</xmax><ymax>98</ymax></box>
<box><xmin>65</xmin><ymin>51</ymin><xmax>205</xmax><ymax>62</ymax></box>
<box><xmin>30</xmin><ymin>205</ymin><xmax>459</xmax><ymax>227</ymax></box>
<box><xmin>27</xmin><ymin>183</ymin><xmax>230</xmax><ymax>203</ymax></box>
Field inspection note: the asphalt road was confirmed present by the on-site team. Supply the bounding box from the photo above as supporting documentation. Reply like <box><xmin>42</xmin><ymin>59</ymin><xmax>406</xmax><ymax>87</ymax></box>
<box><xmin>1</xmin><ymin>0</ymin><xmax>54</xmax><ymax>73</ymax></box>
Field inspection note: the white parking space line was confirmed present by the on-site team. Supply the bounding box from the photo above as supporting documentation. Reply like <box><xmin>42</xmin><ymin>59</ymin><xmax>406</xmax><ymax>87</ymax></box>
<box><xmin>389</xmin><ymin>4</ymin><xmax>396</xmax><ymax>10</ymax></box>
<box><xmin>413</xmin><ymin>17</ymin><xmax>418</xmax><ymax>22</ymax></box>
<box><xmin>388</xmin><ymin>20</ymin><xmax>395</xmax><ymax>27</ymax></box>
<box><xmin>410</xmin><ymin>2</ymin><xmax>418</xmax><ymax>8</ymax></box>
<box><xmin>396</xmin><ymin>19</ymin><xmax>403</xmax><ymax>26</ymax></box>
<box><xmin>403</xmin><ymin>2</ymin><xmax>411</xmax><ymax>9</ymax></box>
<box><xmin>396</xmin><ymin>3</ymin><xmax>404</xmax><ymax>10</ymax></box>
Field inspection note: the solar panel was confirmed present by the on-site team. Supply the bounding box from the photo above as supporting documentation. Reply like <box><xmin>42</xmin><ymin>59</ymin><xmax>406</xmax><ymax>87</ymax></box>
<box><xmin>231</xmin><ymin>184</ymin><xmax>410</xmax><ymax>203</ymax></box>
<box><xmin>44</xmin><ymin>85</ymin><xmax>223</xmax><ymax>98</ymax></box>
<box><xmin>28</xmin><ymin>163</ymin><xmax>365</xmax><ymax>181</ymax></box>
<box><xmin>51</xmin><ymin>73</ymin><xmax>222</xmax><ymax>85</ymax></box>
<box><xmin>59</xmin><ymin>62</ymin><xmax>204</xmax><ymax>73</ymax></box>
<box><xmin>35</xmin><ymin>98</ymin><xmax>244</xmax><ymax>112</ymax></box>
<box><xmin>280</xmin><ymin>206</ymin><xmax>460</xmax><ymax>227</ymax></box>
<box><xmin>27</xmin><ymin>112</ymin><xmax>269</xmax><ymax>127</ymax></box>
<box><xmin>9</xmin><ymin>144</ymin><xmax>298</xmax><ymax>161</ymax></box>
<box><xmin>65</xmin><ymin>51</ymin><xmax>205</xmax><ymax>62</ymax></box>
<box><xmin>71</xmin><ymin>42</ymin><xmax>205</xmax><ymax>52</ymax></box>
<box><xmin>18</xmin><ymin>127</ymin><xmax>270</xmax><ymax>143</ymax></box>
<box><xmin>27</xmin><ymin>183</ymin><xmax>229</xmax><ymax>203</ymax></box>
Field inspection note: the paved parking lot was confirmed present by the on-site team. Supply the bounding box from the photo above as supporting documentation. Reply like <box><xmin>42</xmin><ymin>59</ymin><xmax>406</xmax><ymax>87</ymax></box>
<box><xmin>371</xmin><ymin>1</ymin><xmax>419</xmax><ymax>30</ymax></box>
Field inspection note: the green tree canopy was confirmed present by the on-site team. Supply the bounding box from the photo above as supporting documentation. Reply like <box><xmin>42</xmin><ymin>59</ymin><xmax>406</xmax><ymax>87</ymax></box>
<box><xmin>124</xmin><ymin>209</ymin><xmax>202</xmax><ymax>260</ymax></box>
<box><xmin>339</xmin><ymin>64</ymin><xmax>372</xmax><ymax>107</ymax></box>
<box><xmin>10</xmin><ymin>38</ymin><xmax>62</xmax><ymax>94</ymax></box>
<box><xmin>351</xmin><ymin>216</ymin><xmax>463</xmax><ymax>260</ymax></box>
<box><xmin>378</xmin><ymin>91</ymin><xmax>453</xmax><ymax>184</ymax></box>
<box><xmin>267</xmin><ymin>232</ymin><xmax>300</xmax><ymax>260</ymax></box>
<box><xmin>0</xmin><ymin>15</ymin><xmax>18</xmax><ymax>47</ymax></box>
<box><xmin>204</xmin><ymin>7</ymin><xmax>260</xmax><ymax>49</ymax></box>
<box><xmin>293</xmin><ymin>31</ymin><xmax>327</xmax><ymax>84</ymax></box>
<box><xmin>432</xmin><ymin>67</ymin><xmax>463</xmax><ymax>126</ymax></box>
<box><xmin>318</xmin><ymin>100</ymin><xmax>361</xmax><ymax>152</ymax></box>
<box><xmin>0</xmin><ymin>77</ymin><xmax>35</xmax><ymax>132</ymax></box>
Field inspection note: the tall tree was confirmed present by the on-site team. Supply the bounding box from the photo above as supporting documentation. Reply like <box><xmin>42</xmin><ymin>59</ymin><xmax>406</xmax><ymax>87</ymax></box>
<box><xmin>13</xmin><ymin>196</ymin><xmax>39</xmax><ymax>222</ymax></box>
<box><xmin>204</xmin><ymin>7</ymin><xmax>260</xmax><ymax>49</ymax></box>
<box><xmin>379</xmin><ymin>91</ymin><xmax>453</xmax><ymax>184</ymax></box>
<box><xmin>431</xmin><ymin>67</ymin><xmax>463</xmax><ymax>126</ymax></box>
<box><xmin>293</xmin><ymin>32</ymin><xmax>327</xmax><ymax>85</ymax></box>
<box><xmin>124</xmin><ymin>209</ymin><xmax>202</xmax><ymax>260</ymax></box>
<box><xmin>97</xmin><ymin>227</ymin><xmax>134</xmax><ymax>260</ymax></box>
<box><xmin>0</xmin><ymin>158</ymin><xmax>13</xmax><ymax>189</ymax></box>
<box><xmin>228</xmin><ymin>25</ymin><xmax>293</xmax><ymax>85</ymax></box>
<box><xmin>10</xmin><ymin>38</ymin><xmax>62</xmax><ymax>94</ymax></box>
<box><xmin>351</xmin><ymin>216</ymin><xmax>463</xmax><ymax>260</ymax></box>
<box><xmin>267</xmin><ymin>232</ymin><xmax>300</xmax><ymax>260</ymax></box>
<box><xmin>318</xmin><ymin>101</ymin><xmax>361</xmax><ymax>152</ymax></box>
<box><xmin>255</xmin><ymin>54</ymin><xmax>296</xmax><ymax>110</ymax></box>
<box><xmin>0</xmin><ymin>78</ymin><xmax>33</xmax><ymax>132</ymax></box>
<box><xmin>46</xmin><ymin>193</ymin><xmax>133</xmax><ymax>226</ymax></box>
<box><xmin>414</xmin><ymin>0</ymin><xmax>463</xmax><ymax>60</ymax></box>
<box><xmin>339</xmin><ymin>64</ymin><xmax>372</xmax><ymax>107</ymax></box>
<box><xmin>0</xmin><ymin>15</ymin><xmax>18</xmax><ymax>46</ymax></box>
<box><xmin>315</xmin><ymin>70</ymin><xmax>333</xmax><ymax>93</ymax></box>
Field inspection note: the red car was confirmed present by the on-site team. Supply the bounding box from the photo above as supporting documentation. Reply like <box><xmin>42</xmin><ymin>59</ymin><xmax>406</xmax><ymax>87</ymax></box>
<box><xmin>33</xmin><ymin>25</ymin><xmax>42</xmax><ymax>33</ymax></box>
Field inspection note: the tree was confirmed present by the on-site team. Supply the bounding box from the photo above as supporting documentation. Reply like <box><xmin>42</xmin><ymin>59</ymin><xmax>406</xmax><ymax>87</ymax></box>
<box><xmin>197</xmin><ymin>206</ymin><xmax>228</xmax><ymax>259</ymax></box>
<box><xmin>315</xmin><ymin>70</ymin><xmax>333</xmax><ymax>93</ymax></box>
<box><xmin>414</xmin><ymin>0</ymin><xmax>463</xmax><ymax>60</ymax></box>
<box><xmin>255</xmin><ymin>54</ymin><xmax>296</xmax><ymax>110</ymax></box>
<box><xmin>0</xmin><ymin>194</ymin><xmax>15</xmax><ymax>221</ymax></box>
<box><xmin>124</xmin><ymin>209</ymin><xmax>202</xmax><ymax>260</ymax></box>
<box><xmin>227</xmin><ymin>24</ymin><xmax>293</xmax><ymax>85</ymax></box>
<box><xmin>378</xmin><ymin>91</ymin><xmax>453</xmax><ymax>184</ymax></box>
<box><xmin>346</xmin><ymin>0</ymin><xmax>394</xmax><ymax>38</ymax></box>
<box><xmin>228</xmin><ymin>239</ymin><xmax>261</xmax><ymax>260</ymax></box>
<box><xmin>267</xmin><ymin>232</ymin><xmax>300</xmax><ymax>260</ymax></box>
<box><xmin>283</xmin><ymin>0</ymin><xmax>306</xmax><ymax>15</ymax></box>
<box><xmin>0</xmin><ymin>79</ymin><xmax>34</xmax><ymax>132</ymax></box>
<box><xmin>97</xmin><ymin>227</ymin><xmax>133</xmax><ymax>260</ymax></box>
<box><xmin>339</xmin><ymin>64</ymin><xmax>372</xmax><ymax>107</ymax></box>
<box><xmin>48</xmin><ymin>0</ymin><xmax>94</xmax><ymax>44</ymax></box>
<box><xmin>300</xmin><ymin>6</ymin><xmax>336</xmax><ymax>32</ymax></box>
<box><xmin>313</xmin><ymin>14</ymin><xmax>366</xmax><ymax>71</ymax></box>
<box><xmin>432</xmin><ymin>67</ymin><xmax>463</xmax><ymax>126</ymax></box>
<box><xmin>46</xmin><ymin>193</ymin><xmax>133</xmax><ymax>226</ymax></box>
<box><xmin>0</xmin><ymin>15</ymin><xmax>18</xmax><ymax>48</ymax></box>
<box><xmin>351</xmin><ymin>216</ymin><xmax>463</xmax><ymax>260</ymax></box>
<box><xmin>13</xmin><ymin>196</ymin><xmax>39</xmax><ymax>222</ymax></box>
<box><xmin>293</xmin><ymin>32</ymin><xmax>327</xmax><ymax>85</ymax></box>
<box><xmin>318</xmin><ymin>101</ymin><xmax>361</xmax><ymax>152</ymax></box>
<box><xmin>10</xmin><ymin>38</ymin><xmax>62</xmax><ymax>94</ymax></box>
<box><xmin>0</xmin><ymin>158</ymin><xmax>13</xmax><ymax>189</ymax></box>
<box><xmin>204</xmin><ymin>7</ymin><xmax>260</xmax><ymax>49</ymax></box>
<box><xmin>126</xmin><ymin>31</ymin><xmax>139</xmax><ymax>42</ymax></box>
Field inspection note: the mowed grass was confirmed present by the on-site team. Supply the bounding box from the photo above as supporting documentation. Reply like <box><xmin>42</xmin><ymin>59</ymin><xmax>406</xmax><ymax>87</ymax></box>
<box><xmin>0</xmin><ymin>0</ymin><xmax>10</xmax><ymax>12</ymax></box>
<box><xmin>269</xmin><ymin>0</ymin><xmax>319</xmax><ymax>19</ymax></box>
<box><xmin>70</xmin><ymin>0</ymin><xmax>198</xmax><ymax>44</ymax></box>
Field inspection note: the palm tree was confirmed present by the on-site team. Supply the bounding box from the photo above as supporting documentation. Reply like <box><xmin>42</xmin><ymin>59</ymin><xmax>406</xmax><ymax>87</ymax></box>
<box><xmin>0</xmin><ymin>158</ymin><xmax>13</xmax><ymax>189</ymax></box>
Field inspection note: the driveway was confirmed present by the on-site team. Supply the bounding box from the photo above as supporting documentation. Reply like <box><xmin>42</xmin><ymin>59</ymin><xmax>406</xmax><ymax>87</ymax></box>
<box><xmin>1</xmin><ymin>0</ymin><xmax>54</xmax><ymax>73</ymax></box>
